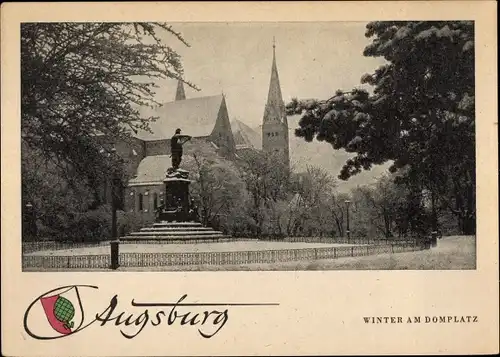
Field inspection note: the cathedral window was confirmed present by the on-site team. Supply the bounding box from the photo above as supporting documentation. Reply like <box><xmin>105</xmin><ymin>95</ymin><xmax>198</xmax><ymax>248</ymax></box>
<box><xmin>129</xmin><ymin>191</ymin><xmax>135</xmax><ymax>212</ymax></box>
<box><xmin>138</xmin><ymin>193</ymin><xmax>143</xmax><ymax>211</ymax></box>
<box><xmin>153</xmin><ymin>193</ymin><xmax>158</xmax><ymax>209</ymax></box>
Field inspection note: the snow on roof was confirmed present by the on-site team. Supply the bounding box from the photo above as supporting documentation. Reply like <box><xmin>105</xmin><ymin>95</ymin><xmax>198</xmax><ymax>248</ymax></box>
<box><xmin>128</xmin><ymin>155</ymin><xmax>170</xmax><ymax>185</ymax></box>
<box><xmin>134</xmin><ymin>95</ymin><xmax>224</xmax><ymax>141</ymax></box>
<box><xmin>128</xmin><ymin>154</ymin><xmax>198</xmax><ymax>185</ymax></box>
<box><xmin>231</xmin><ymin>119</ymin><xmax>262</xmax><ymax>150</ymax></box>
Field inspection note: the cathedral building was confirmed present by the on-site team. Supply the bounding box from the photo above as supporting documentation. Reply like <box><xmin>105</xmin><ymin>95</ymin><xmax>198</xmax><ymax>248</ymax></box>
<box><xmin>107</xmin><ymin>41</ymin><xmax>289</xmax><ymax>224</ymax></box>
<box><xmin>261</xmin><ymin>40</ymin><xmax>290</xmax><ymax>168</ymax></box>
<box><xmin>119</xmin><ymin>86</ymin><xmax>234</xmax><ymax>222</ymax></box>
<box><xmin>232</xmin><ymin>40</ymin><xmax>290</xmax><ymax>168</ymax></box>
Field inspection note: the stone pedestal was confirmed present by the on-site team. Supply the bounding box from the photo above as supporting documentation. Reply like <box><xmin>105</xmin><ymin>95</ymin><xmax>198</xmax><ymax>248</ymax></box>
<box><xmin>157</xmin><ymin>169</ymin><xmax>194</xmax><ymax>222</ymax></box>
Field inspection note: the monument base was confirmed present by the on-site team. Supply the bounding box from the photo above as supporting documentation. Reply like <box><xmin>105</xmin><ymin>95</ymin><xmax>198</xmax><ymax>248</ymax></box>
<box><xmin>156</xmin><ymin>169</ymin><xmax>198</xmax><ymax>223</ymax></box>
<box><xmin>121</xmin><ymin>167</ymin><xmax>228</xmax><ymax>242</ymax></box>
<box><xmin>121</xmin><ymin>221</ymin><xmax>228</xmax><ymax>243</ymax></box>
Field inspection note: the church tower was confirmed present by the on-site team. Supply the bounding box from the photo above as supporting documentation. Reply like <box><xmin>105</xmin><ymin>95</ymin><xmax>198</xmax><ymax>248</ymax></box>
<box><xmin>175</xmin><ymin>79</ymin><xmax>186</xmax><ymax>101</ymax></box>
<box><xmin>262</xmin><ymin>38</ymin><xmax>289</xmax><ymax>169</ymax></box>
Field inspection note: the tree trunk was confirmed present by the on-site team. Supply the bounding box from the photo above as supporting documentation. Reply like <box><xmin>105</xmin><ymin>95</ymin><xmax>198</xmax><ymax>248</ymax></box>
<box><xmin>459</xmin><ymin>213</ymin><xmax>475</xmax><ymax>235</ymax></box>
<box><xmin>431</xmin><ymin>189</ymin><xmax>438</xmax><ymax>232</ymax></box>
<box><xmin>383</xmin><ymin>209</ymin><xmax>392</xmax><ymax>238</ymax></box>
<box><xmin>334</xmin><ymin>217</ymin><xmax>343</xmax><ymax>237</ymax></box>
<box><xmin>464</xmin><ymin>179</ymin><xmax>475</xmax><ymax>235</ymax></box>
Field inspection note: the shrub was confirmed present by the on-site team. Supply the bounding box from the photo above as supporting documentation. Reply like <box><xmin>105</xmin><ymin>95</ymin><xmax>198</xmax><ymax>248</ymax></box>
<box><xmin>223</xmin><ymin>210</ymin><xmax>259</xmax><ymax>238</ymax></box>
<box><xmin>351</xmin><ymin>226</ymin><xmax>369</xmax><ymax>238</ymax></box>
<box><xmin>118</xmin><ymin>211</ymin><xmax>148</xmax><ymax>236</ymax></box>
<box><xmin>52</xmin><ymin>205</ymin><xmax>141</xmax><ymax>243</ymax></box>
<box><xmin>61</xmin><ymin>205</ymin><xmax>113</xmax><ymax>242</ymax></box>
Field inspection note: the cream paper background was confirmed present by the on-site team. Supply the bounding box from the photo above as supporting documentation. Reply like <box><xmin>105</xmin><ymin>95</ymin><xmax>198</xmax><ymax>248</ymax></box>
<box><xmin>1</xmin><ymin>1</ymin><xmax>498</xmax><ymax>355</ymax></box>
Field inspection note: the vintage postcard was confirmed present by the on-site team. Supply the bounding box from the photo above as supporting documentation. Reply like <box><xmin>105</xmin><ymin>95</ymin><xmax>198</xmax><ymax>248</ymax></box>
<box><xmin>1</xmin><ymin>1</ymin><xmax>498</xmax><ymax>355</ymax></box>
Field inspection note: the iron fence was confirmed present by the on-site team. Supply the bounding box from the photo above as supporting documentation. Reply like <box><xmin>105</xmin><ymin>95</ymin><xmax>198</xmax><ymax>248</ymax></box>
<box><xmin>262</xmin><ymin>237</ymin><xmax>418</xmax><ymax>245</ymax></box>
<box><xmin>22</xmin><ymin>254</ymin><xmax>110</xmax><ymax>269</ymax></box>
<box><xmin>22</xmin><ymin>237</ymin><xmax>417</xmax><ymax>254</ymax></box>
<box><xmin>22</xmin><ymin>238</ymin><xmax>263</xmax><ymax>252</ymax></box>
<box><xmin>22</xmin><ymin>241</ymin><xmax>112</xmax><ymax>254</ymax></box>
<box><xmin>119</xmin><ymin>238</ymin><xmax>259</xmax><ymax>245</ymax></box>
<box><xmin>23</xmin><ymin>241</ymin><xmax>424</xmax><ymax>270</ymax></box>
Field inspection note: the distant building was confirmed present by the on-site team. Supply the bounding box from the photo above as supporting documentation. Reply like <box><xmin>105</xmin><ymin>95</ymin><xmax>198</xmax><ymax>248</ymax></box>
<box><xmin>232</xmin><ymin>40</ymin><xmax>290</xmax><ymax>166</ymax></box>
<box><xmin>101</xmin><ymin>41</ymin><xmax>290</xmax><ymax>223</ymax></box>
<box><xmin>231</xmin><ymin>118</ymin><xmax>262</xmax><ymax>152</ymax></box>
<box><xmin>261</xmin><ymin>39</ymin><xmax>290</xmax><ymax>168</ymax></box>
<box><xmin>117</xmin><ymin>87</ymin><xmax>234</xmax><ymax>222</ymax></box>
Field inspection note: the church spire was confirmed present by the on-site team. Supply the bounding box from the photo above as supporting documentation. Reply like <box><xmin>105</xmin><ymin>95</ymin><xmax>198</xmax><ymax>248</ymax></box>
<box><xmin>262</xmin><ymin>38</ymin><xmax>289</xmax><ymax>169</ymax></box>
<box><xmin>266</xmin><ymin>37</ymin><xmax>284</xmax><ymax>112</ymax></box>
<box><xmin>263</xmin><ymin>37</ymin><xmax>285</xmax><ymax>124</ymax></box>
<box><xmin>175</xmin><ymin>79</ymin><xmax>186</xmax><ymax>101</ymax></box>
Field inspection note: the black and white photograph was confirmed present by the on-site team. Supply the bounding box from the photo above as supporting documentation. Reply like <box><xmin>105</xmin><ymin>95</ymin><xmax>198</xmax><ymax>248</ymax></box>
<box><xmin>3</xmin><ymin>2</ymin><xmax>498</xmax><ymax>356</ymax></box>
<box><xmin>21</xmin><ymin>20</ymin><xmax>476</xmax><ymax>272</ymax></box>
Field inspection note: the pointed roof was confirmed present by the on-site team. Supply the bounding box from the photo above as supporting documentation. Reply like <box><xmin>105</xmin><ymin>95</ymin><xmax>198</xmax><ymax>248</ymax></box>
<box><xmin>268</xmin><ymin>37</ymin><xmax>283</xmax><ymax>105</ymax></box>
<box><xmin>263</xmin><ymin>38</ymin><xmax>286</xmax><ymax>123</ymax></box>
<box><xmin>175</xmin><ymin>80</ymin><xmax>186</xmax><ymax>101</ymax></box>
<box><xmin>134</xmin><ymin>95</ymin><xmax>224</xmax><ymax>141</ymax></box>
<box><xmin>231</xmin><ymin>119</ymin><xmax>262</xmax><ymax>150</ymax></box>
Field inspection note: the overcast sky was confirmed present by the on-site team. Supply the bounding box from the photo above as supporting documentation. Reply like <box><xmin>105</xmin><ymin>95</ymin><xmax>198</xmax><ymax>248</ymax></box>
<box><xmin>155</xmin><ymin>22</ymin><xmax>385</xmax><ymax>128</ymax></box>
<box><xmin>152</xmin><ymin>22</ymin><xmax>390</xmax><ymax>191</ymax></box>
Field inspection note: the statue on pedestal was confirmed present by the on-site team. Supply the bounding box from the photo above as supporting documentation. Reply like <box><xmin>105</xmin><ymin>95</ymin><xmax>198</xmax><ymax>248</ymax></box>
<box><xmin>157</xmin><ymin>128</ymin><xmax>194</xmax><ymax>223</ymax></box>
<box><xmin>170</xmin><ymin>128</ymin><xmax>192</xmax><ymax>171</ymax></box>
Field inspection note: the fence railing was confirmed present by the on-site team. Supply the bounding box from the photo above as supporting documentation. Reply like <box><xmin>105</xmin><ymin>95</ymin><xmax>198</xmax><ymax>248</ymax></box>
<box><xmin>22</xmin><ymin>241</ymin><xmax>112</xmax><ymax>254</ymax></box>
<box><xmin>119</xmin><ymin>238</ymin><xmax>259</xmax><ymax>245</ymax></box>
<box><xmin>23</xmin><ymin>241</ymin><xmax>424</xmax><ymax>270</ymax></box>
<box><xmin>22</xmin><ymin>238</ymin><xmax>263</xmax><ymax>253</ymax></box>
<box><xmin>23</xmin><ymin>254</ymin><xmax>111</xmax><ymax>270</ymax></box>
<box><xmin>268</xmin><ymin>237</ymin><xmax>418</xmax><ymax>245</ymax></box>
<box><xmin>22</xmin><ymin>236</ymin><xmax>417</xmax><ymax>253</ymax></box>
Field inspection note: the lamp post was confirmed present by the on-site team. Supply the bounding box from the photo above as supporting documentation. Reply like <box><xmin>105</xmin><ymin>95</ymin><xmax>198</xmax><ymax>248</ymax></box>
<box><xmin>106</xmin><ymin>147</ymin><xmax>120</xmax><ymax>270</ymax></box>
<box><xmin>24</xmin><ymin>202</ymin><xmax>36</xmax><ymax>240</ymax></box>
<box><xmin>107</xmin><ymin>148</ymin><xmax>119</xmax><ymax>240</ymax></box>
<box><xmin>345</xmin><ymin>199</ymin><xmax>351</xmax><ymax>241</ymax></box>
<box><xmin>430</xmin><ymin>190</ymin><xmax>438</xmax><ymax>248</ymax></box>
<box><xmin>111</xmin><ymin>173</ymin><xmax>120</xmax><ymax>240</ymax></box>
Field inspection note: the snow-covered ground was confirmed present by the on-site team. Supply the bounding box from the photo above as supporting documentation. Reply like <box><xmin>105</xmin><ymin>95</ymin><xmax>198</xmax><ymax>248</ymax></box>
<box><xmin>26</xmin><ymin>241</ymin><xmax>365</xmax><ymax>256</ymax></box>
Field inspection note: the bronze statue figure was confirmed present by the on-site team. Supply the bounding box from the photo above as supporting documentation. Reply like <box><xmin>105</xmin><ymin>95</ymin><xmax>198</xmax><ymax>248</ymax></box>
<box><xmin>170</xmin><ymin>128</ymin><xmax>191</xmax><ymax>170</ymax></box>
